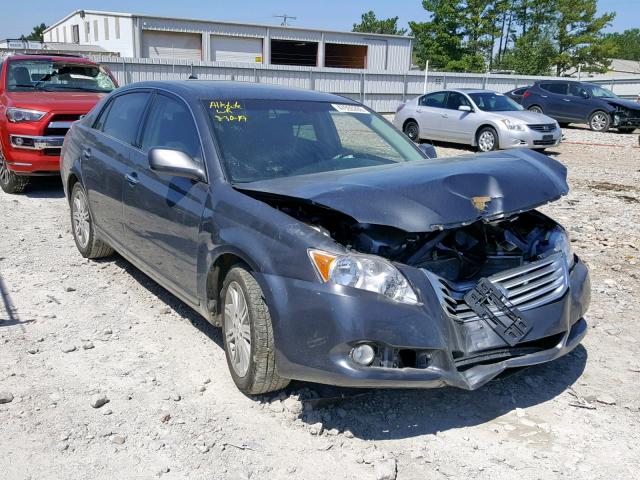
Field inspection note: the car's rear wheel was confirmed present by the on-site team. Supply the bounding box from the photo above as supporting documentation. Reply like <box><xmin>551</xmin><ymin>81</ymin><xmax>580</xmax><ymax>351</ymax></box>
<box><xmin>403</xmin><ymin>120</ymin><xmax>420</xmax><ymax>142</ymax></box>
<box><xmin>222</xmin><ymin>266</ymin><xmax>289</xmax><ymax>395</ymax></box>
<box><xmin>0</xmin><ymin>149</ymin><xmax>29</xmax><ymax>194</ymax></box>
<box><xmin>618</xmin><ymin>127</ymin><xmax>636</xmax><ymax>134</ymax></box>
<box><xmin>476</xmin><ymin>126</ymin><xmax>499</xmax><ymax>152</ymax></box>
<box><xmin>70</xmin><ymin>183</ymin><xmax>114</xmax><ymax>258</ymax></box>
<box><xmin>589</xmin><ymin>111</ymin><xmax>610</xmax><ymax>132</ymax></box>
<box><xmin>528</xmin><ymin>105</ymin><xmax>544</xmax><ymax>114</ymax></box>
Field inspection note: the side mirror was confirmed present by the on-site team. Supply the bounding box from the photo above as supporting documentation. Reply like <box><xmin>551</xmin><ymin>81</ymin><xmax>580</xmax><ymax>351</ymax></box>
<box><xmin>148</xmin><ymin>148</ymin><xmax>205</xmax><ymax>182</ymax></box>
<box><xmin>458</xmin><ymin>105</ymin><xmax>472</xmax><ymax>112</ymax></box>
<box><xmin>418</xmin><ymin>143</ymin><xmax>437</xmax><ymax>159</ymax></box>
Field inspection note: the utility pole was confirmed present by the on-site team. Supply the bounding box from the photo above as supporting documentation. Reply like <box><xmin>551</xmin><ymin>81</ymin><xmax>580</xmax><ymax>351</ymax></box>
<box><xmin>273</xmin><ymin>14</ymin><xmax>297</xmax><ymax>26</ymax></box>
<box><xmin>423</xmin><ymin>60</ymin><xmax>429</xmax><ymax>94</ymax></box>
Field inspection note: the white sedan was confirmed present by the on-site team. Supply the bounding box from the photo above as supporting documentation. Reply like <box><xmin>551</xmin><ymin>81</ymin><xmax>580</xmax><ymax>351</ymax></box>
<box><xmin>393</xmin><ymin>89</ymin><xmax>561</xmax><ymax>152</ymax></box>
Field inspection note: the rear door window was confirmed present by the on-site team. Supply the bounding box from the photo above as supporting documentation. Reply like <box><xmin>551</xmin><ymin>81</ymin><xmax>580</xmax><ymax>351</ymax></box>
<box><xmin>97</xmin><ymin>92</ymin><xmax>150</xmax><ymax>145</ymax></box>
<box><xmin>540</xmin><ymin>83</ymin><xmax>568</xmax><ymax>95</ymax></box>
<box><xmin>140</xmin><ymin>94</ymin><xmax>202</xmax><ymax>161</ymax></box>
<box><xmin>419</xmin><ymin>92</ymin><xmax>447</xmax><ymax>108</ymax></box>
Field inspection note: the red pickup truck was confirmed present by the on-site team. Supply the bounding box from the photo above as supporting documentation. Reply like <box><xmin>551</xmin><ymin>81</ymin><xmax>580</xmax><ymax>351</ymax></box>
<box><xmin>0</xmin><ymin>54</ymin><xmax>117</xmax><ymax>193</ymax></box>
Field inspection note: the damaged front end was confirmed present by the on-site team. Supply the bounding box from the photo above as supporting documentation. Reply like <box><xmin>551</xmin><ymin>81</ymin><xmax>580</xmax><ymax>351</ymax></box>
<box><xmin>237</xmin><ymin>150</ymin><xmax>590</xmax><ymax>389</ymax></box>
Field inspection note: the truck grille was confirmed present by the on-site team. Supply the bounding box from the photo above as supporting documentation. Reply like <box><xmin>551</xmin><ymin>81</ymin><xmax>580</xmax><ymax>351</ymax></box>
<box><xmin>528</xmin><ymin>123</ymin><xmax>557</xmax><ymax>132</ymax></box>
<box><xmin>427</xmin><ymin>252</ymin><xmax>569</xmax><ymax>323</ymax></box>
<box><xmin>44</xmin><ymin>114</ymin><xmax>83</xmax><ymax>137</ymax></box>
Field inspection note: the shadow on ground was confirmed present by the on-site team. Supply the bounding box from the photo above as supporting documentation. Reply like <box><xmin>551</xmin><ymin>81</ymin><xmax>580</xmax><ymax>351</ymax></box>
<box><xmin>22</xmin><ymin>177</ymin><xmax>65</xmax><ymax>199</ymax></box>
<box><xmin>98</xmin><ymin>253</ymin><xmax>587</xmax><ymax>441</ymax></box>
<box><xmin>0</xmin><ymin>273</ymin><xmax>35</xmax><ymax>327</ymax></box>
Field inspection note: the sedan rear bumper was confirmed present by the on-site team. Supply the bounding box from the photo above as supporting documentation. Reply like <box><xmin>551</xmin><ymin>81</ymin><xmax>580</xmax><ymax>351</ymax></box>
<box><xmin>258</xmin><ymin>257</ymin><xmax>590</xmax><ymax>390</ymax></box>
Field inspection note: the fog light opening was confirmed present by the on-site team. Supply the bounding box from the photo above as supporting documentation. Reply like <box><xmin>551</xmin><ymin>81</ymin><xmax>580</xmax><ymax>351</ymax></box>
<box><xmin>351</xmin><ymin>344</ymin><xmax>375</xmax><ymax>366</ymax></box>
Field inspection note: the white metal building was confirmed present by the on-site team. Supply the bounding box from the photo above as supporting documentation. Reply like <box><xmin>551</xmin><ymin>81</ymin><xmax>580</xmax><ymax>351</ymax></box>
<box><xmin>42</xmin><ymin>10</ymin><xmax>413</xmax><ymax>72</ymax></box>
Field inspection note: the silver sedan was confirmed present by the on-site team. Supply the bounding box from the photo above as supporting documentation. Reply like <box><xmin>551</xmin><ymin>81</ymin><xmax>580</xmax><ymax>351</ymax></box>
<box><xmin>393</xmin><ymin>89</ymin><xmax>561</xmax><ymax>152</ymax></box>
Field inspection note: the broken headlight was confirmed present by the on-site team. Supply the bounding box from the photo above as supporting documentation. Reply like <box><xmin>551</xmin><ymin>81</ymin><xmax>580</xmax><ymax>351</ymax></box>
<box><xmin>546</xmin><ymin>227</ymin><xmax>575</xmax><ymax>269</ymax></box>
<box><xmin>308</xmin><ymin>250</ymin><xmax>420</xmax><ymax>305</ymax></box>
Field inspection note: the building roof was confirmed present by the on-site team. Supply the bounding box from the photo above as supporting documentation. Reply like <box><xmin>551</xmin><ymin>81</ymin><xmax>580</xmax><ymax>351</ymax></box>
<box><xmin>609</xmin><ymin>59</ymin><xmax>640</xmax><ymax>75</ymax></box>
<box><xmin>43</xmin><ymin>10</ymin><xmax>413</xmax><ymax>40</ymax></box>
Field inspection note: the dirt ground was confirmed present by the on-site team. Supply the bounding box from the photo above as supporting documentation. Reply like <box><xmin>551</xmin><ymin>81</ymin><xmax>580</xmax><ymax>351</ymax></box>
<box><xmin>1</xmin><ymin>126</ymin><xmax>639</xmax><ymax>480</ymax></box>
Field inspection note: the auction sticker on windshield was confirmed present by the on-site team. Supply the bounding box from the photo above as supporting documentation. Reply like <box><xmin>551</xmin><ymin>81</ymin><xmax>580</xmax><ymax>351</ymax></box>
<box><xmin>332</xmin><ymin>104</ymin><xmax>369</xmax><ymax>114</ymax></box>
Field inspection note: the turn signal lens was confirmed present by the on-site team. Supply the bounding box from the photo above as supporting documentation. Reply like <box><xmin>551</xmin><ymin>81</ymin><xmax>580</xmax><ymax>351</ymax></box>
<box><xmin>308</xmin><ymin>250</ymin><xmax>336</xmax><ymax>282</ymax></box>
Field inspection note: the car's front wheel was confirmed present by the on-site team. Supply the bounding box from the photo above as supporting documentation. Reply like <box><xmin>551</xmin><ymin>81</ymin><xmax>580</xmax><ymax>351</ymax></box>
<box><xmin>476</xmin><ymin>126</ymin><xmax>499</xmax><ymax>152</ymax></box>
<box><xmin>70</xmin><ymin>183</ymin><xmax>114</xmax><ymax>258</ymax></box>
<box><xmin>222</xmin><ymin>266</ymin><xmax>289</xmax><ymax>395</ymax></box>
<box><xmin>403</xmin><ymin>120</ymin><xmax>420</xmax><ymax>142</ymax></box>
<box><xmin>0</xmin><ymin>149</ymin><xmax>29</xmax><ymax>194</ymax></box>
<box><xmin>589</xmin><ymin>111</ymin><xmax>611</xmax><ymax>132</ymax></box>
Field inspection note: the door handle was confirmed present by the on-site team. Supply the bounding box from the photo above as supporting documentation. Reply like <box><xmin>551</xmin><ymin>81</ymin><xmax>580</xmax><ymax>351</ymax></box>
<box><xmin>563</xmin><ymin>98</ymin><xmax>571</xmax><ymax>102</ymax></box>
<box><xmin>125</xmin><ymin>172</ymin><xmax>139</xmax><ymax>186</ymax></box>
<box><xmin>416</xmin><ymin>108</ymin><xmax>423</xmax><ymax>113</ymax></box>
<box><xmin>541</xmin><ymin>95</ymin><xmax>548</xmax><ymax>98</ymax></box>
<box><xmin>82</xmin><ymin>148</ymin><xmax>92</xmax><ymax>159</ymax></box>
<box><xmin>441</xmin><ymin>114</ymin><xmax>448</xmax><ymax>118</ymax></box>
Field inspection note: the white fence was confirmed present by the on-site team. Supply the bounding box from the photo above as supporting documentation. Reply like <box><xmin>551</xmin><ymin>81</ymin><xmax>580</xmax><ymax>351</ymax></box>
<box><xmin>85</xmin><ymin>56</ymin><xmax>640</xmax><ymax>113</ymax></box>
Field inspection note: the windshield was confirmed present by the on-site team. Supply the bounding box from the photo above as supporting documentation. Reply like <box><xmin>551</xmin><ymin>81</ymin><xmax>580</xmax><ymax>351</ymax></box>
<box><xmin>6</xmin><ymin>60</ymin><xmax>116</xmax><ymax>93</ymax></box>
<box><xmin>585</xmin><ymin>84</ymin><xmax>617</xmax><ymax>99</ymax></box>
<box><xmin>469</xmin><ymin>92</ymin><xmax>523</xmax><ymax>112</ymax></box>
<box><xmin>205</xmin><ymin>99</ymin><xmax>425</xmax><ymax>183</ymax></box>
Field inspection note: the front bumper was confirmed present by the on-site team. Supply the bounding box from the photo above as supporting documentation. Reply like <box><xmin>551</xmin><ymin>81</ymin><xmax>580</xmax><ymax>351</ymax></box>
<box><xmin>259</xmin><ymin>257</ymin><xmax>590</xmax><ymax>390</ymax></box>
<box><xmin>499</xmin><ymin>127</ymin><xmax>561</xmax><ymax>150</ymax></box>
<box><xmin>1</xmin><ymin>134</ymin><xmax>62</xmax><ymax>175</ymax></box>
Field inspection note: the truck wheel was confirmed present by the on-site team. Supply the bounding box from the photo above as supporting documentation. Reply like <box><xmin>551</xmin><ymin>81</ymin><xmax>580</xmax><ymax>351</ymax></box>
<box><xmin>403</xmin><ymin>120</ymin><xmax>420</xmax><ymax>142</ymax></box>
<box><xmin>477</xmin><ymin>126</ymin><xmax>499</xmax><ymax>152</ymax></box>
<box><xmin>0</xmin><ymin>150</ymin><xmax>29</xmax><ymax>194</ymax></box>
<box><xmin>70</xmin><ymin>183</ymin><xmax>114</xmax><ymax>258</ymax></box>
<box><xmin>221</xmin><ymin>266</ymin><xmax>289</xmax><ymax>395</ymax></box>
<box><xmin>589</xmin><ymin>111</ymin><xmax>610</xmax><ymax>132</ymax></box>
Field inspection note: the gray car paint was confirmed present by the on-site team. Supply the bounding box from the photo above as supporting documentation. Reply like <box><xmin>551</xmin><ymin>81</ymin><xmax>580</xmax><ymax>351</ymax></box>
<box><xmin>60</xmin><ymin>81</ymin><xmax>590</xmax><ymax>390</ymax></box>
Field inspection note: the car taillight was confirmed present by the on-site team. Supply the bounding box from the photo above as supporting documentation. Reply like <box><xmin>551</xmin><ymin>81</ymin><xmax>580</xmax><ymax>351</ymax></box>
<box><xmin>396</xmin><ymin>103</ymin><xmax>406</xmax><ymax>113</ymax></box>
<box><xmin>523</xmin><ymin>91</ymin><xmax>531</xmax><ymax>98</ymax></box>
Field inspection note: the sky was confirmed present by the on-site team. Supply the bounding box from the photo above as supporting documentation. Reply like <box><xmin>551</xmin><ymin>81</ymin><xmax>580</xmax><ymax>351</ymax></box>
<box><xmin>1</xmin><ymin>0</ymin><xmax>637</xmax><ymax>39</ymax></box>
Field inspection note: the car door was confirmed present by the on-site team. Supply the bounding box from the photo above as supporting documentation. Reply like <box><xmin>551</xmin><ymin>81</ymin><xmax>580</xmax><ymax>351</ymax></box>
<box><xmin>440</xmin><ymin>92</ymin><xmax>476</xmax><ymax>144</ymax></box>
<box><xmin>566</xmin><ymin>83</ymin><xmax>594</xmax><ymax>122</ymax></box>
<box><xmin>82</xmin><ymin>91</ymin><xmax>152</xmax><ymax>241</ymax></box>
<box><xmin>416</xmin><ymin>91</ymin><xmax>448</xmax><ymax>140</ymax></box>
<box><xmin>122</xmin><ymin>91</ymin><xmax>208</xmax><ymax>302</ymax></box>
<box><xmin>539</xmin><ymin>82</ymin><xmax>570</xmax><ymax>120</ymax></box>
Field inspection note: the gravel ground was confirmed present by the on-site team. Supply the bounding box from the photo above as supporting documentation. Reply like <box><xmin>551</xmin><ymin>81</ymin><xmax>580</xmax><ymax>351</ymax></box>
<box><xmin>1</xmin><ymin>126</ymin><xmax>639</xmax><ymax>480</ymax></box>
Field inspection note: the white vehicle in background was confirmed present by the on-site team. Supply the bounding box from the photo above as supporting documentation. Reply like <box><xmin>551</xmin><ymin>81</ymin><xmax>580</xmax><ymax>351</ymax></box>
<box><xmin>394</xmin><ymin>89</ymin><xmax>561</xmax><ymax>152</ymax></box>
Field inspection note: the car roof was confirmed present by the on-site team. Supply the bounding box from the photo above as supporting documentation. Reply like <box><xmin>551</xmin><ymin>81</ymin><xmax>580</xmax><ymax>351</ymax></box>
<box><xmin>6</xmin><ymin>53</ymin><xmax>98</xmax><ymax>65</ymax></box>
<box><xmin>119</xmin><ymin>80</ymin><xmax>359</xmax><ymax>104</ymax></box>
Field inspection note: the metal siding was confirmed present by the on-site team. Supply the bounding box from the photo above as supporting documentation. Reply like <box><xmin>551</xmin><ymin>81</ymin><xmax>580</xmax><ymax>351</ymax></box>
<box><xmin>141</xmin><ymin>31</ymin><xmax>202</xmax><ymax>60</ymax></box>
<box><xmin>323</xmin><ymin>33</ymin><xmax>368</xmax><ymax>46</ymax></box>
<box><xmin>210</xmin><ymin>36</ymin><xmax>263</xmax><ymax>63</ymax></box>
<box><xmin>387</xmin><ymin>38</ymin><xmax>411</xmax><ymax>72</ymax></box>
<box><xmin>270</xmin><ymin>28</ymin><xmax>322</xmax><ymax>42</ymax></box>
<box><xmin>366</xmin><ymin>40</ymin><xmax>387</xmax><ymax>71</ymax></box>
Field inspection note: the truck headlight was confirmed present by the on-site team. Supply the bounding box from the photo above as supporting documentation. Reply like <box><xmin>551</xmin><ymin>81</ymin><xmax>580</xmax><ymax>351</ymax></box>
<box><xmin>308</xmin><ymin>249</ymin><xmax>420</xmax><ymax>305</ymax></box>
<box><xmin>501</xmin><ymin>119</ymin><xmax>526</xmax><ymax>131</ymax></box>
<box><xmin>7</xmin><ymin>108</ymin><xmax>46</xmax><ymax>123</ymax></box>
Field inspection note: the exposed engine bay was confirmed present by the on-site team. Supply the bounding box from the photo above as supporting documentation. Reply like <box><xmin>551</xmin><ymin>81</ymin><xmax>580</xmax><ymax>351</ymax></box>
<box><xmin>242</xmin><ymin>191</ymin><xmax>568</xmax><ymax>283</ymax></box>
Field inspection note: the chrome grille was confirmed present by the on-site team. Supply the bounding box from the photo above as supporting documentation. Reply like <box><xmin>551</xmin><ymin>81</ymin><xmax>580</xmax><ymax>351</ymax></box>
<box><xmin>527</xmin><ymin>123</ymin><xmax>557</xmax><ymax>132</ymax></box>
<box><xmin>427</xmin><ymin>252</ymin><xmax>568</xmax><ymax>322</ymax></box>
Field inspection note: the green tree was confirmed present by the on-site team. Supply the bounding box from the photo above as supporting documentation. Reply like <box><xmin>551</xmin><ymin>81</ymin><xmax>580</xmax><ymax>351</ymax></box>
<box><xmin>352</xmin><ymin>11</ymin><xmax>407</xmax><ymax>35</ymax></box>
<box><xmin>551</xmin><ymin>0</ymin><xmax>615</xmax><ymax>75</ymax></box>
<box><xmin>20</xmin><ymin>23</ymin><xmax>47</xmax><ymax>42</ymax></box>
<box><xmin>603</xmin><ymin>29</ymin><xmax>640</xmax><ymax>61</ymax></box>
<box><xmin>498</xmin><ymin>30</ymin><xmax>556</xmax><ymax>74</ymax></box>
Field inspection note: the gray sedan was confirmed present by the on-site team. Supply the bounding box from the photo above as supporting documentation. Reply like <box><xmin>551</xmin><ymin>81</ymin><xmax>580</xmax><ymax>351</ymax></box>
<box><xmin>394</xmin><ymin>89</ymin><xmax>561</xmax><ymax>152</ymax></box>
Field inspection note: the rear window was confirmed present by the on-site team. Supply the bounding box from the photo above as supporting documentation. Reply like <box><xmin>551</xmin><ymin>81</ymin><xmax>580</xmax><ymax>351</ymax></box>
<box><xmin>6</xmin><ymin>59</ymin><xmax>116</xmax><ymax>93</ymax></box>
<box><xmin>540</xmin><ymin>83</ymin><xmax>567</xmax><ymax>95</ymax></box>
<box><xmin>419</xmin><ymin>92</ymin><xmax>447</xmax><ymax>108</ymax></box>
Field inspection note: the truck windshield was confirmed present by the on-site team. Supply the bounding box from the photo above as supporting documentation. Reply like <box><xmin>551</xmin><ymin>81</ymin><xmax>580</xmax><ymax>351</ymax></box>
<box><xmin>6</xmin><ymin>60</ymin><xmax>116</xmax><ymax>93</ymax></box>
<box><xmin>205</xmin><ymin>99</ymin><xmax>425</xmax><ymax>183</ymax></box>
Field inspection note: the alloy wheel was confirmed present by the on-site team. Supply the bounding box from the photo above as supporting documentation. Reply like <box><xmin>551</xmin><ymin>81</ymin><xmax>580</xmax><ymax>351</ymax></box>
<box><xmin>590</xmin><ymin>113</ymin><xmax>608</xmax><ymax>131</ymax></box>
<box><xmin>529</xmin><ymin>106</ymin><xmax>543</xmax><ymax>114</ymax></box>
<box><xmin>404</xmin><ymin>122</ymin><xmax>419</xmax><ymax>141</ymax></box>
<box><xmin>224</xmin><ymin>282</ymin><xmax>251</xmax><ymax>378</ymax></box>
<box><xmin>0</xmin><ymin>151</ymin><xmax>9</xmax><ymax>187</ymax></box>
<box><xmin>72</xmin><ymin>188</ymin><xmax>91</xmax><ymax>249</ymax></box>
<box><xmin>478</xmin><ymin>131</ymin><xmax>496</xmax><ymax>152</ymax></box>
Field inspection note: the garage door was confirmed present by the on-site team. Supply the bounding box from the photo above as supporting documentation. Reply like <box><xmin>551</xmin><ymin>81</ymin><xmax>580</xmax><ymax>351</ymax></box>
<box><xmin>210</xmin><ymin>35</ymin><xmax>263</xmax><ymax>63</ymax></box>
<box><xmin>141</xmin><ymin>31</ymin><xmax>202</xmax><ymax>60</ymax></box>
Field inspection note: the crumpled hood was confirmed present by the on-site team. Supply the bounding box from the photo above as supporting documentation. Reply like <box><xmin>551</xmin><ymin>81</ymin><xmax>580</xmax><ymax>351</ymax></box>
<box><xmin>237</xmin><ymin>149</ymin><xmax>568</xmax><ymax>232</ymax></box>
<box><xmin>607</xmin><ymin>98</ymin><xmax>640</xmax><ymax>111</ymax></box>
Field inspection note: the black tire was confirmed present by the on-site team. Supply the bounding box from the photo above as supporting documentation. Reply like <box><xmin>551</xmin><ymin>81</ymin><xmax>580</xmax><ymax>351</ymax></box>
<box><xmin>0</xmin><ymin>149</ymin><xmax>29</xmax><ymax>194</ymax></box>
<box><xmin>476</xmin><ymin>126</ymin><xmax>499</xmax><ymax>152</ymax></box>
<box><xmin>589</xmin><ymin>110</ymin><xmax>611</xmax><ymax>132</ymax></box>
<box><xmin>221</xmin><ymin>266</ymin><xmax>289</xmax><ymax>395</ymax></box>
<box><xmin>559</xmin><ymin>122</ymin><xmax>570</xmax><ymax>128</ymax></box>
<box><xmin>70</xmin><ymin>183</ymin><xmax>114</xmax><ymax>259</ymax></box>
<box><xmin>618</xmin><ymin>127</ymin><xmax>636</xmax><ymax>134</ymax></box>
<box><xmin>403</xmin><ymin>120</ymin><xmax>420</xmax><ymax>142</ymax></box>
<box><xmin>528</xmin><ymin>105</ymin><xmax>544</xmax><ymax>114</ymax></box>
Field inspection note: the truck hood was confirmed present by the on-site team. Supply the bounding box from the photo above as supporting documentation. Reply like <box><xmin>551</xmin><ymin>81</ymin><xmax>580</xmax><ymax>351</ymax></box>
<box><xmin>6</xmin><ymin>91</ymin><xmax>108</xmax><ymax>113</ymax></box>
<box><xmin>237</xmin><ymin>149</ymin><xmax>568</xmax><ymax>232</ymax></box>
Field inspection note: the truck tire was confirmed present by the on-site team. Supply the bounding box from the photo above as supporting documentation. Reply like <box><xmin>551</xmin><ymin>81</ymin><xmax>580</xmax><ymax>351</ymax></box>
<box><xmin>0</xmin><ymin>150</ymin><xmax>29</xmax><ymax>194</ymax></box>
<box><xmin>70</xmin><ymin>182</ymin><xmax>114</xmax><ymax>258</ymax></box>
<box><xmin>221</xmin><ymin>266</ymin><xmax>289</xmax><ymax>395</ymax></box>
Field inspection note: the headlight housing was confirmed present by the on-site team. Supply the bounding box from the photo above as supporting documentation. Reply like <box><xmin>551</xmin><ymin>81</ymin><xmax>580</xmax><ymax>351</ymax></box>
<box><xmin>308</xmin><ymin>249</ymin><xmax>420</xmax><ymax>305</ymax></box>
<box><xmin>501</xmin><ymin>119</ymin><xmax>526</xmax><ymax>131</ymax></box>
<box><xmin>546</xmin><ymin>227</ymin><xmax>575</xmax><ymax>269</ymax></box>
<box><xmin>7</xmin><ymin>108</ymin><xmax>47</xmax><ymax>123</ymax></box>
